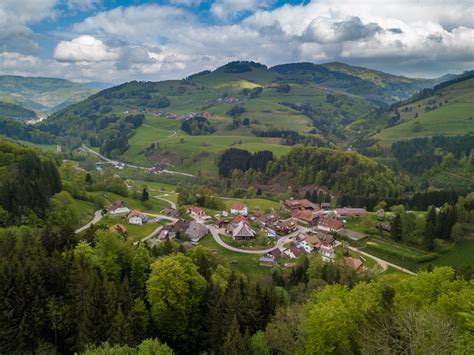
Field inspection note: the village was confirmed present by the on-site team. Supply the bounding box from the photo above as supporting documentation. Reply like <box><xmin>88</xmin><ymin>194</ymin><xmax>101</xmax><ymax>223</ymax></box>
<box><xmin>104</xmin><ymin>197</ymin><xmax>371</xmax><ymax>273</ymax></box>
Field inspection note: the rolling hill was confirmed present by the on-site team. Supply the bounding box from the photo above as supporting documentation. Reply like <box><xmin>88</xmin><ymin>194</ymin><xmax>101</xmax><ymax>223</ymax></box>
<box><xmin>0</xmin><ymin>75</ymin><xmax>108</xmax><ymax>112</ymax></box>
<box><xmin>0</xmin><ymin>101</ymin><xmax>36</xmax><ymax>121</ymax></box>
<box><xmin>374</xmin><ymin>74</ymin><xmax>474</xmax><ymax>145</ymax></box>
<box><xmin>33</xmin><ymin>61</ymin><xmax>470</xmax><ymax>176</ymax></box>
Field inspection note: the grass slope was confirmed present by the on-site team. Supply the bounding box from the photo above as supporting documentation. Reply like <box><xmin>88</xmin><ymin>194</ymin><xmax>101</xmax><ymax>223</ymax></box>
<box><xmin>375</xmin><ymin>78</ymin><xmax>474</xmax><ymax>144</ymax></box>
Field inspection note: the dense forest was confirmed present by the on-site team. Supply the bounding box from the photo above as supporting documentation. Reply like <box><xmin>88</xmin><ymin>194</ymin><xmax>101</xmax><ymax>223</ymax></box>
<box><xmin>0</xmin><ymin>139</ymin><xmax>62</xmax><ymax>224</ymax></box>
<box><xmin>219</xmin><ymin>146</ymin><xmax>401</xmax><ymax>202</ymax></box>
<box><xmin>181</xmin><ymin>116</ymin><xmax>215</xmax><ymax>135</ymax></box>
<box><xmin>1</xmin><ymin>222</ymin><xmax>472</xmax><ymax>354</ymax></box>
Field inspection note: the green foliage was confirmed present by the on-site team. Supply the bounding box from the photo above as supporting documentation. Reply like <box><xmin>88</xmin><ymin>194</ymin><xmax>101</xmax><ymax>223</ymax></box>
<box><xmin>181</xmin><ymin>116</ymin><xmax>215</xmax><ymax>135</ymax></box>
<box><xmin>0</xmin><ymin>101</ymin><xmax>36</xmax><ymax>120</ymax></box>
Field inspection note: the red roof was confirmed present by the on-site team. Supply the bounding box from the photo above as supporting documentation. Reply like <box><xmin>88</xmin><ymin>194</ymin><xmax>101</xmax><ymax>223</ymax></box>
<box><xmin>345</xmin><ymin>257</ymin><xmax>363</xmax><ymax>270</ymax></box>
<box><xmin>232</xmin><ymin>215</ymin><xmax>249</xmax><ymax>224</ymax></box>
<box><xmin>295</xmin><ymin>210</ymin><xmax>318</xmax><ymax>222</ymax></box>
<box><xmin>190</xmin><ymin>206</ymin><xmax>204</xmax><ymax>214</ymax></box>
<box><xmin>317</xmin><ymin>216</ymin><xmax>343</xmax><ymax>231</ymax></box>
<box><xmin>127</xmin><ymin>210</ymin><xmax>145</xmax><ymax>220</ymax></box>
<box><xmin>231</xmin><ymin>203</ymin><xmax>247</xmax><ymax>211</ymax></box>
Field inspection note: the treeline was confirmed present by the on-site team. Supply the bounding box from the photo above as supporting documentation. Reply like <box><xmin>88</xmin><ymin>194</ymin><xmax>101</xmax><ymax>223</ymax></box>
<box><xmin>220</xmin><ymin>61</ymin><xmax>267</xmax><ymax>73</ymax></box>
<box><xmin>0</xmin><ymin>117</ymin><xmax>56</xmax><ymax>144</ymax></box>
<box><xmin>253</xmin><ymin>129</ymin><xmax>327</xmax><ymax>147</ymax></box>
<box><xmin>40</xmin><ymin>113</ymin><xmax>144</xmax><ymax>158</ymax></box>
<box><xmin>0</xmin><ymin>101</ymin><xmax>36</xmax><ymax>120</ymax></box>
<box><xmin>391</xmin><ymin>134</ymin><xmax>474</xmax><ymax>174</ymax></box>
<box><xmin>181</xmin><ymin>116</ymin><xmax>214</xmax><ymax>135</ymax></box>
<box><xmin>0</xmin><ymin>138</ymin><xmax>61</xmax><ymax>224</ymax></box>
<box><xmin>177</xmin><ymin>186</ymin><xmax>226</xmax><ymax>211</ymax></box>
<box><xmin>218</xmin><ymin>148</ymin><xmax>274</xmax><ymax>178</ymax></box>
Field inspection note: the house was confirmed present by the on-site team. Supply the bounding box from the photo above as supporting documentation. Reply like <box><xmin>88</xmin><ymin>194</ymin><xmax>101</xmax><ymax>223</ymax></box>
<box><xmin>168</xmin><ymin>219</ymin><xmax>191</xmax><ymax>239</ymax></box>
<box><xmin>230</xmin><ymin>203</ymin><xmax>248</xmax><ymax>216</ymax></box>
<box><xmin>258</xmin><ymin>212</ymin><xmax>279</xmax><ymax>226</ymax></box>
<box><xmin>345</xmin><ymin>257</ymin><xmax>363</xmax><ymax>271</ymax></box>
<box><xmin>160</xmin><ymin>207</ymin><xmax>179</xmax><ymax>218</ymax></box>
<box><xmin>108</xmin><ymin>201</ymin><xmax>131</xmax><ymax>217</ymax></box>
<box><xmin>317</xmin><ymin>216</ymin><xmax>343</xmax><ymax>232</ymax></box>
<box><xmin>321</xmin><ymin>202</ymin><xmax>331</xmax><ymax>210</ymax></box>
<box><xmin>259</xmin><ymin>256</ymin><xmax>276</xmax><ymax>267</ymax></box>
<box><xmin>268</xmin><ymin>248</ymin><xmax>283</xmax><ymax>260</ymax></box>
<box><xmin>284</xmin><ymin>245</ymin><xmax>306</xmax><ymax>259</ymax></box>
<box><xmin>275</xmin><ymin>218</ymin><xmax>298</xmax><ymax>234</ymax></box>
<box><xmin>128</xmin><ymin>210</ymin><xmax>147</xmax><ymax>225</ymax></box>
<box><xmin>298</xmin><ymin>240</ymin><xmax>314</xmax><ymax>253</ymax></box>
<box><xmin>319</xmin><ymin>243</ymin><xmax>335</xmax><ymax>262</ymax></box>
<box><xmin>334</xmin><ymin>207</ymin><xmax>367</xmax><ymax>218</ymax></box>
<box><xmin>231</xmin><ymin>221</ymin><xmax>256</xmax><ymax>241</ymax></box>
<box><xmin>316</xmin><ymin>232</ymin><xmax>336</xmax><ymax>246</ymax></box>
<box><xmin>293</xmin><ymin>209</ymin><xmax>319</xmax><ymax>225</ymax></box>
<box><xmin>158</xmin><ymin>227</ymin><xmax>170</xmax><ymax>241</ymax></box>
<box><xmin>285</xmin><ymin>199</ymin><xmax>317</xmax><ymax>211</ymax></box>
<box><xmin>189</xmin><ymin>206</ymin><xmax>205</xmax><ymax>219</ymax></box>
<box><xmin>184</xmin><ymin>221</ymin><xmax>208</xmax><ymax>243</ymax></box>
<box><xmin>266</xmin><ymin>228</ymin><xmax>277</xmax><ymax>238</ymax></box>
<box><xmin>109</xmin><ymin>224</ymin><xmax>128</xmax><ymax>235</ymax></box>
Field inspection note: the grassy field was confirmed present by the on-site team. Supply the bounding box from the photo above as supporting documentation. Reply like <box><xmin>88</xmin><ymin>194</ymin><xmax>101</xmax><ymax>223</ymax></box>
<box><xmin>199</xmin><ymin>234</ymin><xmax>273</xmax><ymax>281</ymax></box>
<box><xmin>375</xmin><ymin>78</ymin><xmax>474</xmax><ymax>144</ymax></box>
<box><xmin>431</xmin><ymin>239</ymin><xmax>474</xmax><ymax>268</ymax></box>
<box><xmin>88</xmin><ymin>191</ymin><xmax>170</xmax><ymax>214</ymax></box>
<box><xmin>223</xmin><ymin>197</ymin><xmax>281</xmax><ymax>212</ymax></box>
<box><xmin>98</xmin><ymin>215</ymin><xmax>162</xmax><ymax>242</ymax></box>
<box><xmin>73</xmin><ymin>198</ymin><xmax>97</xmax><ymax>227</ymax></box>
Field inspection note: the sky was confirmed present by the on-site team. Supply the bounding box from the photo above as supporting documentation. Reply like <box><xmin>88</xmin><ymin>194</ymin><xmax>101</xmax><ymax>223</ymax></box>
<box><xmin>0</xmin><ymin>0</ymin><xmax>473</xmax><ymax>84</ymax></box>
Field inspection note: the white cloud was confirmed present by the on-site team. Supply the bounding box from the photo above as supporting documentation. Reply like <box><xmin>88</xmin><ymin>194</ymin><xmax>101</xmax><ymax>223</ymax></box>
<box><xmin>54</xmin><ymin>35</ymin><xmax>119</xmax><ymax>62</ymax></box>
<box><xmin>211</xmin><ymin>0</ymin><xmax>273</xmax><ymax>20</ymax></box>
<box><xmin>0</xmin><ymin>0</ymin><xmax>473</xmax><ymax>82</ymax></box>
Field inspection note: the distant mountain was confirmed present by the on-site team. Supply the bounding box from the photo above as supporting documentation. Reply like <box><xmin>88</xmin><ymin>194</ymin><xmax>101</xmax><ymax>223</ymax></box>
<box><xmin>0</xmin><ymin>75</ymin><xmax>98</xmax><ymax>112</ymax></box>
<box><xmin>84</xmin><ymin>81</ymin><xmax>116</xmax><ymax>90</ymax></box>
<box><xmin>0</xmin><ymin>101</ymin><xmax>36</xmax><ymax>121</ymax></box>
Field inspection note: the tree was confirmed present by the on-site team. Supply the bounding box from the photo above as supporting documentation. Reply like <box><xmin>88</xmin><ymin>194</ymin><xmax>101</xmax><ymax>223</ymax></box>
<box><xmin>424</xmin><ymin>207</ymin><xmax>437</xmax><ymax>250</ymax></box>
<box><xmin>141</xmin><ymin>188</ymin><xmax>149</xmax><ymax>202</ymax></box>
<box><xmin>391</xmin><ymin>213</ymin><xmax>403</xmax><ymax>241</ymax></box>
<box><xmin>250</xmin><ymin>331</ymin><xmax>270</xmax><ymax>355</ymax></box>
<box><xmin>221</xmin><ymin>316</ymin><xmax>248</xmax><ymax>355</ymax></box>
<box><xmin>146</xmin><ymin>254</ymin><xmax>206</xmax><ymax>352</ymax></box>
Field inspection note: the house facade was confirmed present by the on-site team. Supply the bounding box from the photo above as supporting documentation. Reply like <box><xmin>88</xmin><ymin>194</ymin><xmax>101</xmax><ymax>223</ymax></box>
<box><xmin>317</xmin><ymin>216</ymin><xmax>343</xmax><ymax>232</ymax></box>
<box><xmin>127</xmin><ymin>210</ymin><xmax>146</xmax><ymax>225</ymax></box>
<box><xmin>230</xmin><ymin>203</ymin><xmax>248</xmax><ymax>216</ymax></box>
<box><xmin>108</xmin><ymin>201</ymin><xmax>131</xmax><ymax>217</ymax></box>
<box><xmin>189</xmin><ymin>206</ymin><xmax>205</xmax><ymax>219</ymax></box>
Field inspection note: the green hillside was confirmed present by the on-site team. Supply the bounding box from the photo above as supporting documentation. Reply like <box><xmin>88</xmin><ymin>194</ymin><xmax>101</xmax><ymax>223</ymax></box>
<box><xmin>0</xmin><ymin>75</ymin><xmax>98</xmax><ymax>112</ymax></box>
<box><xmin>375</xmin><ymin>77</ymin><xmax>474</xmax><ymax>144</ymax></box>
<box><xmin>0</xmin><ymin>101</ymin><xmax>36</xmax><ymax>121</ymax></box>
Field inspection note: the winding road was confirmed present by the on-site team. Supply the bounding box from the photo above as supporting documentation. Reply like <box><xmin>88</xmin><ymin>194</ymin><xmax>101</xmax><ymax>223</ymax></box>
<box><xmin>75</xmin><ymin>210</ymin><xmax>103</xmax><ymax>234</ymax></box>
<box><xmin>81</xmin><ymin>144</ymin><xmax>194</xmax><ymax>177</ymax></box>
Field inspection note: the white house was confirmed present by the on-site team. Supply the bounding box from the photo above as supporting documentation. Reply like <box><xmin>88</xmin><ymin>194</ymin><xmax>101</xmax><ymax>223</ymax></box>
<box><xmin>230</xmin><ymin>203</ymin><xmax>248</xmax><ymax>216</ymax></box>
<box><xmin>108</xmin><ymin>201</ymin><xmax>131</xmax><ymax>217</ymax></box>
<box><xmin>127</xmin><ymin>210</ymin><xmax>146</xmax><ymax>225</ymax></box>
<box><xmin>319</xmin><ymin>244</ymin><xmax>335</xmax><ymax>262</ymax></box>
<box><xmin>298</xmin><ymin>240</ymin><xmax>314</xmax><ymax>253</ymax></box>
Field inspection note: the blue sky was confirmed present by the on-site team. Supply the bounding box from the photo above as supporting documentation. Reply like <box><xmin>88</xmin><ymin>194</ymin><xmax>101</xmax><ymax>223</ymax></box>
<box><xmin>0</xmin><ymin>0</ymin><xmax>472</xmax><ymax>83</ymax></box>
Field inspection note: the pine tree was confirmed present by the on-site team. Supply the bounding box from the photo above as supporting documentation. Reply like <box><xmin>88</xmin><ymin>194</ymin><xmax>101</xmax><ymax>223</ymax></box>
<box><xmin>221</xmin><ymin>316</ymin><xmax>248</xmax><ymax>355</ymax></box>
<box><xmin>391</xmin><ymin>214</ymin><xmax>403</xmax><ymax>241</ymax></box>
<box><xmin>423</xmin><ymin>207</ymin><xmax>437</xmax><ymax>251</ymax></box>
<box><xmin>141</xmin><ymin>188</ymin><xmax>149</xmax><ymax>202</ymax></box>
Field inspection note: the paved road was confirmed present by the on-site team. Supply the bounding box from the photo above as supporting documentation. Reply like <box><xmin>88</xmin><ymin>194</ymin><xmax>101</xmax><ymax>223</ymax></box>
<box><xmin>346</xmin><ymin>245</ymin><xmax>416</xmax><ymax>275</ymax></box>
<box><xmin>81</xmin><ymin>144</ymin><xmax>194</xmax><ymax>177</ymax></box>
<box><xmin>75</xmin><ymin>210</ymin><xmax>103</xmax><ymax>234</ymax></box>
<box><xmin>152</xmin><ymin>194</ymin><xmax>177</xmax><ymax>209</ymax></box>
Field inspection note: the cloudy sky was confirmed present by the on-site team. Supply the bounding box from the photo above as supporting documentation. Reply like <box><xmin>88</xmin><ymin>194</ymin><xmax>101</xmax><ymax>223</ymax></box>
<box><xmin>1</xmin><ymin>0</ymin><xmax>473</xmax><ymax>83</ymax></box>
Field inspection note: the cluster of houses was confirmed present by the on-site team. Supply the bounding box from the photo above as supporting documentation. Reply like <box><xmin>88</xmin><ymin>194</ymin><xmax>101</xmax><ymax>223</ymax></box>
<box><xmin>209</xmin><ymin>96</ymin><xmax>244</xmax><ymax>104</ymax></box>
<box><xmin>157</xmin><ymin>219</ymin><xmax>208</xmax><ymax>244</ymax></box>
<box><xmin>258</xmin><ymin>230</ymin><xmax>338</xmax><ymax>267</ymax></box>
<box><xmin>107</xmin><ymin>201</ymin><xmax>149</xmax><ymax>225</ymax></box>
<box><xmin>123</xmin><ymin>109</ymin><xmax>212</xmax><ymax>121</ymax></box>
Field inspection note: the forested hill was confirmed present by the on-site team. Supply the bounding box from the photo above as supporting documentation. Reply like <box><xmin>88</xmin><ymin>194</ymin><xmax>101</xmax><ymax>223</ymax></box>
<box><xmin>0</xmin><ymin>138</ymin><xmax>62</xmax><ymax>223</ymax></box>
<box><xmin>0</xmin><ymin>101</ymin><xmax>36</xmax><ymax>121</ymax></box>
<box><xmin>0</xmin><ymin>75</ymin><xmax>100</xmax><ymax>112</ymax></box>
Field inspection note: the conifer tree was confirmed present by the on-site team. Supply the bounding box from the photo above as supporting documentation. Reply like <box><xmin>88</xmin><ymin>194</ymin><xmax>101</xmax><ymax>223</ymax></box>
<box><xmin>391</xmin><ymin>214</ymin><xmax>403</xmax><ymax>241</ymax></box>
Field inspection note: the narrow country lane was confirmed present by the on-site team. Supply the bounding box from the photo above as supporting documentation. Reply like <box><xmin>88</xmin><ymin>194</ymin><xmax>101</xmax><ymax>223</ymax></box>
<box><xmin>75</xmin><ymin>210</ymin><xmax>103</xmax><ymax>234</ymax></box>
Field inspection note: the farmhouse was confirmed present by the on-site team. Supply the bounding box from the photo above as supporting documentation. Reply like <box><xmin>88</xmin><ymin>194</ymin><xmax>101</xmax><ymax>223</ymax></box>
<box><xmin>285</xmin><ymin>199</ymin><xmax>317</xmax><ymax>211</ymax></box>
<box><xmin>293</xmin><ymin>209</ymin><xmax>319</xmax><ymax>225</ymax></box>
<box><xmin>334</xmin><ymin>207</ymin><xmax>367</xmax><ymax>218</ymax></box>
<box><xmin>230</xmin><ymin>203</ymin><xmax>248</xmax><ymax>216</ymax></box>
<box><xmin>275</xmin><ymin>218</ymin><xmax>298</xmax><ymax>234</ymax></box>
<box><xmin>284</xmin><ymin>245</ymin><xmax>306</xmax><ymax>259</ymax></box>
<box><xmin>268</xmin><ymin>248</ymin><xmax>283</xmax><ymax>260</ymax></box>
<box><xmin>257</xmin><ymin>212</ymin><xmax>280</xmax><ymax>226</ymax></box>
<box><xmin>317</xmin><ymin>216</ymin><xmax>343</xmax><ymax>232</ymax></box>
<box><xmin>169</xmin><ymin>219</ymin><xmax>191</xmax><ymax>239</ymax></box>
<box><xmin>189</xmin><ymin>206</ymin><xmax>205</xmax><ymax>219</ymax></box>
<box><xmin>108</xmin><ymin>200</ymin><xmax>131</xmax><ymax>217</ymax></box>
<box><xmin>184</xmin><ymin>221</ymin><xmax>208</xmax><ymax>243</ymax></box>
<box><xmin>127</xmin><ymin>210</ymin><xmax>147</xmax><ymax>225</ymax></box>
<box><xmin>230</xmin><ymin>221</ymin><xmax>256</xmax><ymax>241</ymax></box>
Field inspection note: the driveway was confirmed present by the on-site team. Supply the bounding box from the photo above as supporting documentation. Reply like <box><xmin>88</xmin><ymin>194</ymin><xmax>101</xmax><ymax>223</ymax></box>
<box><xmin>75</xmin><ymin>210</ymin><xmax>103</xmax><ymax>234</ymax></box>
